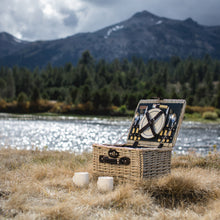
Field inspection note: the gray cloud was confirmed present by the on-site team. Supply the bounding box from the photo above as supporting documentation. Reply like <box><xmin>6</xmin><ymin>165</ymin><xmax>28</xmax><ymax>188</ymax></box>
<box><xmin>0</xmin><ymin>0</ymin><xmax>220</xmax><ymax>41</ymax></box>
<box><xmin>63</xmin><ymin>13</ymin><xmax>78</xmax><ymax>27</ymax></box>
<box><xmin>59</xmin><ymin>8</ymin><xmax>79</xmax><ymax>28</ymax></box>
<box><xmin>81</xmin><ymin>0</ymin><xmax>119</xmax><ymax>6</ymax></box>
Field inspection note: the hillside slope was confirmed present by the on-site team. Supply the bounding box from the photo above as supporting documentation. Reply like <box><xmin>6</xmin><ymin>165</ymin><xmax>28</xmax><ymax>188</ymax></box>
<box><xmin>0</xmin><ymin>11</ymin><xmax>220</xmax><ymax>68</ymax></box>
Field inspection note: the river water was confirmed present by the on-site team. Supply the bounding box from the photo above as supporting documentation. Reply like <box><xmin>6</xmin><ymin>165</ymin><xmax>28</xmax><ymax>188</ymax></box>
<box><xmin>0</xmin><ymin>113</ymin><xmax>219</xmax><ymax>155</ymax></box>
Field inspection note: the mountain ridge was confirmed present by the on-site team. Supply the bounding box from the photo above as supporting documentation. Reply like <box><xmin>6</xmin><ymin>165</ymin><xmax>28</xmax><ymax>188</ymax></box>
<box><xmin>0</xmin><ymin>10</ymin><xmax>220</xmax><ymax>69</ymax></box>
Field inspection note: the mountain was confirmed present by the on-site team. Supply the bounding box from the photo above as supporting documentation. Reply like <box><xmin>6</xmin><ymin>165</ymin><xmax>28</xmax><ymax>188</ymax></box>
<box><xmin>0</xmin><ymin>32</ymin><xmax>30</xmax><ymax>58</ymax></box>
<box><xmin>1</xmin><ymin>10</ymin><xmax>220</xmax><ymax>69</ymax></box>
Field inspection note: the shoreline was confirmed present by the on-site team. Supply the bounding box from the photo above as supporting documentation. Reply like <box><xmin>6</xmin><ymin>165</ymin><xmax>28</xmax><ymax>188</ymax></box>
<box><xmin>1</xmin><ymin>112</ymin><xmax>220</xmax><ymax>123</ymax></box>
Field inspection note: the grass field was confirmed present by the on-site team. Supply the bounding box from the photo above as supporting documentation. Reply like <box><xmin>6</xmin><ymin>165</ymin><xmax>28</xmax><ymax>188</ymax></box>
<box><xmin>0</xmin><ymin>148</ymin><xmax>220</xmax><ymax>219</ymax></box>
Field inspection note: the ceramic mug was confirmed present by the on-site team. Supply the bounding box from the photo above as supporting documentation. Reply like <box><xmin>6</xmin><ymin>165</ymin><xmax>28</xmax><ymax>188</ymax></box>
<box><xmin>72</xmin><ymin>172</ymin><xmax>89</xmax><ymax>187</ymax></box>
<box><xmin>97</xmin><ymin>176</ymin><xmax>113</xmax><ymax>192</ymax></box>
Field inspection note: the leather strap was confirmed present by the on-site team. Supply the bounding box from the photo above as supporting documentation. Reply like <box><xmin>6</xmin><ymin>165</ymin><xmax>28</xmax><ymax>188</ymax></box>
<box><xmin>139</xmin><ymin>110</ymin><xmax>163</xmax><ymax>136</ymax></box>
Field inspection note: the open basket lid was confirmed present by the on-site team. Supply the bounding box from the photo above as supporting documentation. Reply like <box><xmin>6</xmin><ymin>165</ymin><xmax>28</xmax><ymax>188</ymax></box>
<box><xmin>127</xmin><ymin>99</ymin><xmax>186</xmax><ymax>148</ymax></box>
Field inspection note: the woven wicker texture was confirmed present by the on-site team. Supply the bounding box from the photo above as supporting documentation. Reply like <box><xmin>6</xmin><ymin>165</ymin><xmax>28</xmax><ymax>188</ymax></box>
<box><xmin>93</xmin><ymin>144</ymin><xmax>172</xmax><ymax>183</ymax></box>
<box><xmin>92</xmin><ymin>99</ymin><xmax>185</xmax><ymax>183</ymax></box>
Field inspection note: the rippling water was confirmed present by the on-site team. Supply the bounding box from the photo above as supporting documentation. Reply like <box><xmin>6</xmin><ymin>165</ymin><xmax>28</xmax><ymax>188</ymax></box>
<box><xmin>0</xmin><ymin>113</ymin><xmax>219</xmax><ymax>155</ymax></box>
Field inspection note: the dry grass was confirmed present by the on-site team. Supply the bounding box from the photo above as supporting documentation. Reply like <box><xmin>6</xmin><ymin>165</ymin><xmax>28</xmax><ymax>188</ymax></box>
<box><xmin>0</xmin><ymin>148</ymin><xmax>220</xmax><ymax>220</ymax></box>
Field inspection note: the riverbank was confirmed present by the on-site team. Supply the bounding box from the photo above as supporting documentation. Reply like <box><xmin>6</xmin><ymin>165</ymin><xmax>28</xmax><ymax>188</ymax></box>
<box><xmin>0</xmin><ymin>99</ymin><xmax>133</xmax><ymax>117</ymax></box>
<box><xmin>0</xmin><ymin>148</ymin><xmax>219</xmax><ymax>219</ymax></box>
<box><xmin>1</xmin><ymin>99</ymin><xmax>220</xmax><ymax>122</ymax></box>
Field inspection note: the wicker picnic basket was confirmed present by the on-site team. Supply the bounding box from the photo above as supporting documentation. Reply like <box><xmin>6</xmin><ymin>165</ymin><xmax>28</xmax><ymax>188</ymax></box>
<box><xmin>93</xmin><ymin>99</ymin><xmax>186</xmax><ymax>183</ymax></box>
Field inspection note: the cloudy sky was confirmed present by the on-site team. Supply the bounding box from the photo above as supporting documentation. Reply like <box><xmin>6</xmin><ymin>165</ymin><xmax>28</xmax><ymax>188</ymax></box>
<box><xmin>1</xmin><ymin>0</ymin><xmax>220</xmax><ymax>41</ymax></box>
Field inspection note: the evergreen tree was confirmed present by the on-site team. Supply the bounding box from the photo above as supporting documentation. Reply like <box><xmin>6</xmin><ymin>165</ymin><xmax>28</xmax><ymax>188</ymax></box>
<box><xmin>0</xmin><ymin>78</ymin><xmax>6</xmax><ymax>98</ymax></box>
<box><xmin>5</xmin><ymin>69</ymin><xmax>15</xmax><ymax>99</ymax></box>
<box><xmin>99</xmin><ymin>87</ymin><xmax>111</xmax><ymax>108</ymax></box>
<box><xmin>213</xmin><ymin>62</ymin><xmax>220</xmax><ymax>81</ymax></box>
<box><xmin>92</xmin><ymin>90</ymin><xmax>101</xmax><ymax>109</ymax></box>
<box><xmin>189</xmin><ymin>72</ymin><xmax>198</xmax><ymax>95</ymax></box>
<box><xmin>170</xmin><ymin>56</ymin><xmax>181</xmax><ymax>67</ymax></box>
<box><xmin>17</xmin><ymin>92</ymin><xmax>28</xmax><ymax>112</ymax></box>
<box><xmin>161</xmin><ymin>67</ymin><xmax>168</xmax><ymax>88</ymax></box>
<box><xmin>70</xmin><ymin>87</ymin><xmax>78</xmax><ymax>103</ymax></box>
<box><xmin>79</xmin><ymin>50</ymin><xmax>94</xmax><ymax>67</ymax></box>
<box><xmin>0</xmin><ymin>51</ymin><xmax>219</xmax><ymax>113</ymax></box>
<box><xmin>81</xmin><ymin>85</ymin><xmax>90</xmax><ymax>104</ymax></box>
<box><xmin>112</xmin><ymin>93</ymin><xmax>121</xmax><ymax>106</ymax></box>
<box><xmin>127</xmin><ymin>93</ymin><xmax>138</xmax><ymax>110</ymax></box>
<box><xmin>170</xmin><ymin>87</ymin><xmax>179</xmax><ymax>99</ymax></box>
<box><xmin>214</xmin><ymin>83</ymin><xmax>220</xmax><ymax>108</ymax></box>
<box><xmin>184</xmin><ymin>61</ymin><xmax>194</xmax><ymax>81</ymax></box>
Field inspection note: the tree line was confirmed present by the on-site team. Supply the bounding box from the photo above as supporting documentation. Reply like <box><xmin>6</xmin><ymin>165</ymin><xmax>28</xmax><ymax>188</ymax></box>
<box><xmin>0</xmin><ymin>51</ymin><xmax>220</xmax><ymax>114</ymax></box>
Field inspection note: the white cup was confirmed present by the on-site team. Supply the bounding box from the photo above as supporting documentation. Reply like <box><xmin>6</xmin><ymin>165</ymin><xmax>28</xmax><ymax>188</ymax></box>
<box><xmin>72</xmin><ymin>172</ymin><xmax>89</xmax><ymax>187</ymax></box>
<box><xmin>97</xmin><ymin>176</ymin><xmax>113</xmax><ymax>192</ymax></box>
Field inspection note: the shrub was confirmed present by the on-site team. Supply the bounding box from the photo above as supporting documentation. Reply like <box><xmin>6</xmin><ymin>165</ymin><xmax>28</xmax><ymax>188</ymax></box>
<box><xmin>0</xmin><ymin>98</ymin><xmax>7</xmax><ymax>110</ymax></box>
<box><xmin>118</xmin><ymin>105</ymin><xmax>127</xmax><ymax>114</ymax></box>
<box><xmin>202</xmin><ymin>111</ymin><xmax>218</xmax><ymax>120</ymax></box>
<box><xmin>185</xmin><ymin>105</ymin><xmax>194</xmax><ymax>114</ymax></box>
<box><xmin>215</xmin><ymin>109</ymin><xmax>220</xmax><ymax>118</ymax></box>
<box><xmin>186</xmin><ymin>105</ymin><xmax>216</xmax><ymax>114</ymax></box>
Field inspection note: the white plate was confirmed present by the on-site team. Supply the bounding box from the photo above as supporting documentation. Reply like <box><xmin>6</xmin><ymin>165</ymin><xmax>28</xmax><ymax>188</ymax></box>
<box><xmin>139</xmin><ymin>108</ymin><xmax>165</xmax><ymax>139</ymax></box>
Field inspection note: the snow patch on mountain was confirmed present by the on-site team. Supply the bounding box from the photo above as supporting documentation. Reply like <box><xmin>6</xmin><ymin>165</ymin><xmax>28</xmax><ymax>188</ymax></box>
<box><xmin>13</xmin><ymin>36</ymin><xmax>28</xmax><ymax>44</ymax></box>
<box><xmin>156</xmin><ymin>20</ymin><xmax>163</xmax><ymax>25</ymax></box>
<box><xmin>13</xmin><ymin>37</ymin><xmax>23</xmax><ymax>43</ymax></box>
<box><xmin>104</xmin><ymin>25</ymin><xmax>124</xmax><ymax>39</ymax></box>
